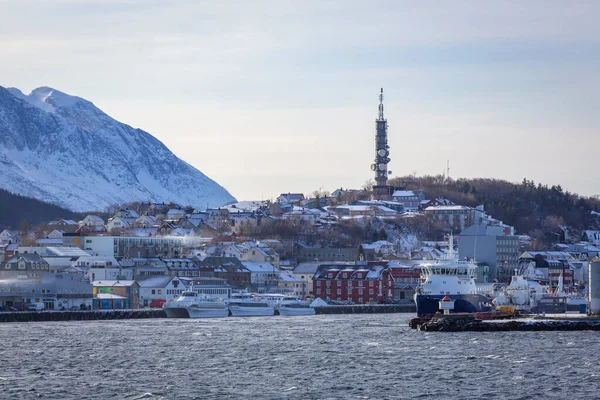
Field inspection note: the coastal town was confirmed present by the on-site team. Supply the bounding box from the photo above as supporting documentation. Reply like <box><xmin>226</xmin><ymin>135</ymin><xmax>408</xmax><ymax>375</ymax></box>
<box><xmin>1</xmin><ymin>186</ymin><xmax>599</xmax><ymax>314</ymax></box>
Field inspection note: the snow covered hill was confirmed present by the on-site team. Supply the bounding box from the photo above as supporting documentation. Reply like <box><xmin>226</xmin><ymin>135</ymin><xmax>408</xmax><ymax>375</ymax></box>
<box><xmin>0</xmin><ymin>86</ymin><xmax>236</xmax><ymax>211</ymax></box>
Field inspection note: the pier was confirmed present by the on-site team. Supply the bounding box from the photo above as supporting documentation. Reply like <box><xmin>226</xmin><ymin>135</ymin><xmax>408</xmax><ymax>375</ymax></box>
<box><xmin>0</xmin><ymin>309</ymin><xmax>166</xmax><ymax>323</ymax></box>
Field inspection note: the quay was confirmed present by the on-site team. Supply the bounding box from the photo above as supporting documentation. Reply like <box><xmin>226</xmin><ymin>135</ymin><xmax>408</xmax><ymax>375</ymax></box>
<box><xmin>0</xmin><ymin>309</ymin><xmax>166</xmax><ymax>323</ymax></box>
<box><xmin>315</xmin><ymin>304</ymin><xmax>415</xmax><ymax>315</ymax></box>
<box><xmin>410</xmin><ymin>313</ymin><xmax>600</xmax><ymax>332</ymax></box>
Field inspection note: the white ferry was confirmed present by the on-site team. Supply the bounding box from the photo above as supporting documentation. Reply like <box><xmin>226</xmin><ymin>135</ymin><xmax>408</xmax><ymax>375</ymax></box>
<box><xmin>164</xmin><ymin>291</ymin><xmax>229</xmax><ymax>318</ymax></box>
<box><xmin>228</xmin><ymin>293</ymin><xmax>275</xmax><ymax>317</ymax></box>
<box><xmin>277</xmin><ymin>296</ymin><xmax>316</xmax><ymax>316</ymax></box>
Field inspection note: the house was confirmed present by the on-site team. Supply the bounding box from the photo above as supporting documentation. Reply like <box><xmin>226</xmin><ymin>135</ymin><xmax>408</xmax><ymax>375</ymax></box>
<box><xmin>391</xmin><ymin>190</ymin><xmax>426</xmax><ymax>210</ymax></box>
<box><xmin>312</xmin><ymin>264</ymin><xmax>395</xmax><ymax>304</ymax></box>
<box><xmin>0</xmin><ymin>254</ymin><xmax>50</xmax><ymax>282</ymax></box>
<box><xmin>92</xmin><ymin>280</ymin><xmax>140</xmax><ymax>309</ymax></box>
<box><xmin>107</xmin><ymin>216</ymin><xmax>135</xmax><ymax>232</ymax></box>
<box><xmin>278</xmin><ymin>270</ymin><xmax>307</xmax><ymax>299</ymax></box>
<box><xmin>135</xmin><ymin>215</ymin><xmax>157</xmax><ymax>228</ymax></box>
<box><xmin>241</xmin><ymin>245</ymin><xmax>280</xmax><ymax>268</ymax></box>
<box><xmin>166</xmin><ymin>208</ymin><xmax>186</xmax><ymax>222</ymax></box>
<box><xmin>276</xmin><ymin>193</ymin><xmax>305</xmax><ymax>206</ymax></box>
<box><xmin>418</xmin><ymin>198</ymin><xmax>455</xmax><ymax>211</ymax></box>
<box><xmin>114</xmin><ymin>209</ymin><xmax>140</xmax><ymax>219</ymax></box>
<box><xmin>79</xmin><ymin>215</ymin><xmax>105</xmax><ymax>227</ymax></box>
<box><xmin>137</xmin><ymin>275</ymin><xmax>187</xmax><ymax>307</ymax></box>
<box><xmin>583</xmin><ymin>231</ymin><xmax>600</xmax><ymax>246</ymax></box>
<box><xmin>198</xmin><ymin>257</ymin><xmax>251</xmax><ymax>289</ymax></box>
<box><xmin>0</xmin><ymin>230</ymin><xmax>18</xmax><ymax>245</ymax></box>
<box><xmin>241</xmin><ymin>261</ymin><xmax>280</xmax><ymax>292</ymax></box>
<box><xmin>48</xmin><ymin>219</ymin><xmax>79</xmax><ymax>233</ymax></box>
<box><xmin>424</xmin><ymin>205</ymin><xmax>485</xmax><ymax>233</ymax></box>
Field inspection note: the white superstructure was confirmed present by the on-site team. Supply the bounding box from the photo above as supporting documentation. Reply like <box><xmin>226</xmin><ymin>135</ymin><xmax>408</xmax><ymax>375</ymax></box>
<box><xmin>164</xmin><ymin>291</ymin><xmax>228</xmax><ymax>318</ymax></box>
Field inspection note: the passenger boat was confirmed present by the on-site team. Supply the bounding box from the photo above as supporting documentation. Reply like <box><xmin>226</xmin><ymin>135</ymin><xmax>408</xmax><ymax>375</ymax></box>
<box><xmin>414</xmin><ymin>235</ymin><xmax>494</xmax><ymax>317</ymax></box>
<box><xmin>228</xmin><ymin>293</ymin><xmax>275</xmax><ymax>317</ymax></box>
<box><xmin>163</xmin><ymin>291</ymin><xmax>229</xmax><ymax>318</ymax></box>
<box><xmin>277</xmin><ymin>296</ymin><xmax>316</xmax><ymax>316</ymax></box>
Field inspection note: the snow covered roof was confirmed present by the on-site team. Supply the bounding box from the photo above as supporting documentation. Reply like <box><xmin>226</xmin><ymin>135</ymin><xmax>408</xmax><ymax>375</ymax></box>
<box><xmin>46</xmin><ymin>247</ymin><xmax>91</xmax><ymax>257</ymax></box>
<box><xmin>392</xmin><ymin>190</ymin><xmax>417</xmax><ymax>197</ymax></box>
<box><xmin>424</xmin><ymin>205</ymin><xmax>471</xmax><ymax>211</ymax></box>
<box><xmin>241</xmin><ymin>261</ymin><xmax>279</xmax><ymax>273</ymax></box>
<box><xmin>137</xmin><ymin>276</ymin><xmax>182</xmax><ymax>288</ymax></box>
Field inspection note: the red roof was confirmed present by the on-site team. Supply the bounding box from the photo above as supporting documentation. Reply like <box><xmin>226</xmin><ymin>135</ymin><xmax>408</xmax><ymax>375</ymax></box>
<box><xmin>441</xmin><ymin>295</ymin><xmax>452</xmax><ymax>302</ymax></box>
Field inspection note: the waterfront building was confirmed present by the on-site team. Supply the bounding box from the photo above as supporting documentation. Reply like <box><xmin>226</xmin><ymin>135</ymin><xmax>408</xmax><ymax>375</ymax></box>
<box><xmin>312</xmin><ymin>264</ymin><xmax>395</xmax><ymax>304</ymax></box>
<box><xmin>0</xmin><ymin>253</ymin><xmax>50</xmax><ymax>283</ymax></box>
<box><xmin>138</xmin><ymin>275</ymin><xmax>187</xmax><ymax>307</ymax></box>
<box><xmin>241</xmin><ymin>261</ymin><xmax>280</xmax><ymax>292</ymax></box>
<box><xmin>292</xmin><ymin>262</ymin><xmax>356</xmax><ymax>298</ymax></box>
<box><xmin>295</xmin><ymin>246</ymin><xmax>357</xmax><ymax>262</ymax></box>
<box><xmin>92</xmin><ymin>280</ymin><xmax>140</xmax><ymax>309</ymax></box>
<box><xmin>277</xmin><ymin>270</ymin><xmax>307</xmax><ymax>299</ymax></box>
<box><xmin>198</xmin><ymin>256</ymin><xmax>251</xmax><ymax>289</ymax></box>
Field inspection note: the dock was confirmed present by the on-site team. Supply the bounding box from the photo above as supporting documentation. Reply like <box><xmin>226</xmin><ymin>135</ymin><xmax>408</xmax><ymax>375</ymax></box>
<box><xmin>0</xmin><ymin>309</ymin><xmax>166</xmax><ymax>323</ymax></box>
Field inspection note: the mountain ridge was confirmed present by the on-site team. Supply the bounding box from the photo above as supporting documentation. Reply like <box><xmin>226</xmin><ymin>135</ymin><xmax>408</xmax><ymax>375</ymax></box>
<box><xmin>0</xmin><ymin>85</ymin><xmax>236</xmax><ymax>211</ymax></box>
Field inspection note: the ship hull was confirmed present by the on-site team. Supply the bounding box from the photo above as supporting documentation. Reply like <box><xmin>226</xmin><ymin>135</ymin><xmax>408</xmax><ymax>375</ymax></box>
<box><xmin>164</xmin><ymin>305</ymin><xmax>228</xmax><ymax>318</ymax></box>
<box><xmin>415</xmin><ymin>294</ymin><xmax>493</xmax><ymax>317</ymax></box>
<box><xmin>229</xmin><ymin>305</ymin><xmax>274</xmax><ymax>317</ymax></box>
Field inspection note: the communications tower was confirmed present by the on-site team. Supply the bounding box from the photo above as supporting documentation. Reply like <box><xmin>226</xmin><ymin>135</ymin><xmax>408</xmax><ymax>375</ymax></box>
<box><xmin>371</xmin><ymin>88</ymin><xmax>391</xmax><ymax>191</ymax></box>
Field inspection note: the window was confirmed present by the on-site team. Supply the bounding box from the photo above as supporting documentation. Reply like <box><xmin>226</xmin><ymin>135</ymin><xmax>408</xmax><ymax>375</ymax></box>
<box><xmin>369</xmin><ymin>281</ymin><xmax>374</xmax><ymax>287</ymax></box>
<box><xmin>369</xmin><ymin>289</ymin><xmax>374</xmax><ymax>295</ymax></box>
<box><xmin>316</xmin><ymin>288</ymin><xmax>321</xmax><ymax>295</ymax></box>
<box><xmin>337</xmin><ymin>289</ymin><xmax>341</xmax><ymax>295</ymax></box>
<box><xmin>358</xmin><ymin>288</ymin><xmax>363</xmax><ymax>295</ymax></box>
<box><xmin>337</xmin><ymin>281</ymin><xmax>341</xmax><ymax>287</ymax></box>
<box><xmin>326</xmin><ymin>289</ymin><xmax>330</xmax><ymax>295</ymax></box>
<box><xmin>151</xmin><ymin>290</ymin><xmax>155</xmax><ymax>295</ymax></box>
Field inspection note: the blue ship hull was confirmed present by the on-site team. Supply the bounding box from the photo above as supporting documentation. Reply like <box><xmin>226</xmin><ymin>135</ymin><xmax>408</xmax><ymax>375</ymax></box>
<box><xmin>415</xmin><ymin>294</ymin><xmax>493</xmax><ymax>317</ymax></box>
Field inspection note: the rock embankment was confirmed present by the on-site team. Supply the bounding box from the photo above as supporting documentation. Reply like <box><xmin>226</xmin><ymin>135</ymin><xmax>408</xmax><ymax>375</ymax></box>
<box><xmin>417</xmin><ymin>315</ymin><xmax>600</xmax><ymax>332</ymax></box>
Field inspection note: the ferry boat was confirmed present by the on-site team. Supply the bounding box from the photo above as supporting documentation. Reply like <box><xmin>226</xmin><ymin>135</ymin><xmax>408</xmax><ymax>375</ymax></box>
<box><xmin>414</xmin><ymin>235</ymin><xmax>494</xmax><ymax>317</ymax></box>
<box><xmin>164</xmin><ymin>291</ymin><xmax>229</xmax><ymax>318</ymax></box>
<box><xmin>228</xmin><ymin>293</ymin><xmax>275</xmax><ymax>317</ymax></box>
<box><xmin>277</xmin><ymin>296</ymin><xmax>316</xmax><ymax>316</ymax></box>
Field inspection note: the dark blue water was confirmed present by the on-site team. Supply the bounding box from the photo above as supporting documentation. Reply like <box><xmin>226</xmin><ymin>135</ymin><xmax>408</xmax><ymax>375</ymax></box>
<box><xmin>0</xmin><ymin>314</ymin><xmax>598</xmax><ymax>399</ymax></box>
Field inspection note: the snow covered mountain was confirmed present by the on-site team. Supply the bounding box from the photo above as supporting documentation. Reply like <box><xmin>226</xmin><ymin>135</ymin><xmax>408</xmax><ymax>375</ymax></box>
<box><xmin>0</xmin><ymin>86</ymin><xmax>236</xmax><ymax>212</ymax></box>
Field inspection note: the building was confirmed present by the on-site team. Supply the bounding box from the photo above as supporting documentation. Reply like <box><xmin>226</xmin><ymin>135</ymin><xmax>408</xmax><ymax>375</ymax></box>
<box><xmin>92</xmin><ymin>280</ymin><xmax>140</xmax><ymax>309</ymax></box>
<box><xmin>424</xmin><ymin>205</ymin><xmax>485</xmax><ymax>233</ymax></box>
<box><xmin>312</xmin><ymin>264</ymin><xmax>395</xmax><ymax>304</ymax></box>
<box><xmin>458</xmin><ymin>225</ymin><xmax>520</xmax><ymax>282</ymax></box>
<box><xmin>198</xmin><ymin>257</ymin><xmax>251</xmax><ymax>289</ymax></box>
<box><xmin>295</xmin><ymin>247</ymin><xmax>357</xmax><ymax>262</ymax></box>
<box><xmin>278</xmin><ymin>270</ymin><xmax>307</xmax><ymax>299</ymax></box>
<box><xmin>137</xmin><ymin>275</ymin><xmax>187</xmax><ymax>307</ymax></box>
<box><xmin>65</xmin><ymin>235</ymin><xmax>186</xmax><ymax>259</ymax></box>
<box><xmin>0</xmin><ymin>253</ymin><xmax>50</xmax><ymax>283</ymax></box>
<box><xmin>391</xmin><ymin>190</ymin><xmax>426</xmax><ymax>210</ymax></box>
<box><xmin>241</xmin><ymin>261</ymin><xmax>280</xmax><ymax>292</ymax></box>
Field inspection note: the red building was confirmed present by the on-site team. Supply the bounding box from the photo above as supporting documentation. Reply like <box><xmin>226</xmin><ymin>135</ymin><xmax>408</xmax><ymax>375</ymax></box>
<box><xmin>312</xmin><ymin>264</ymin><xmax>395</xmax><ymax>304</ymax></box>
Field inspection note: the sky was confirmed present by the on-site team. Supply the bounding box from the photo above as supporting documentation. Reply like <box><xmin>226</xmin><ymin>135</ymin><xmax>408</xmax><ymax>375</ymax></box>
<box><xmin>1</xmin><ymin>0</ymin><xmax>599</xmax><ymax>201</ymax></box>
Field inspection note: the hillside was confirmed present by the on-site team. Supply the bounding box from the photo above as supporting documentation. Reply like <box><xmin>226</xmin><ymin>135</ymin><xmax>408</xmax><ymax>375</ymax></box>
<box><xmin>389</xmin><ymin>175</ymin><xmax>600</xmax><ymax>244</ymax></box>
<box><xmin>0</xmin><ymin>86</ymin><xmax>236</xmax><ymax>211</ymax></box>
<box><xmin>0</xmin><ymin>188</ymin><xmax>85</xmax><ymax>230</ymax></box>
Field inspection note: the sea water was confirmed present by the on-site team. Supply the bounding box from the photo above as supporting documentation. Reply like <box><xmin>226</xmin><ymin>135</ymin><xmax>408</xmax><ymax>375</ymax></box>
<box><xmin>0</xmin><ymin>314</ymin><xmax>598</xmax><ymax>399</ymax></box>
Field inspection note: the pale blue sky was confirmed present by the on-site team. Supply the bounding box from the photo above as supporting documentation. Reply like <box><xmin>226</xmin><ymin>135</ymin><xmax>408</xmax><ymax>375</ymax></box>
<box><xmin>1</xmin><ymin>1</ymin><xmax>599</xmax><ymax>200</ymax></box>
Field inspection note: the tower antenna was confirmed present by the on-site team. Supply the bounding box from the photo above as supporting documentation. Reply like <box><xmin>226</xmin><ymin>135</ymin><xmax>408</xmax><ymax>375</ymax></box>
<box><xmin>378</xmin><ymin>87</ymin><xmax>384</xmax><ymax>121</ymax></box>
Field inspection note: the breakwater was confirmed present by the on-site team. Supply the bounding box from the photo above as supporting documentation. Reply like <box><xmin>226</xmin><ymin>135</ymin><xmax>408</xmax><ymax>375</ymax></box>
<box><xmin>413</xmin><ymin>314</ymin><xmax>600</xmax><ymax>332</ymax></box>
<box><xmin>315</xmin><ymin>304</ymin><xmax>415</xmax><ymax>314</ymax></box>
<box><xmin>0</xmin><ymin>309</ymin><xmax>166</xmax><ymax>323</ymax></box>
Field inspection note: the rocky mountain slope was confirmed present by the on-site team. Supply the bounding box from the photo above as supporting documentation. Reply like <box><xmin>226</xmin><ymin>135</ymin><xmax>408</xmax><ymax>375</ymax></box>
<box><xmin>0</xmin><ymin>86</ymin><xmax>236</xmax><ymax>211</ymax></box>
